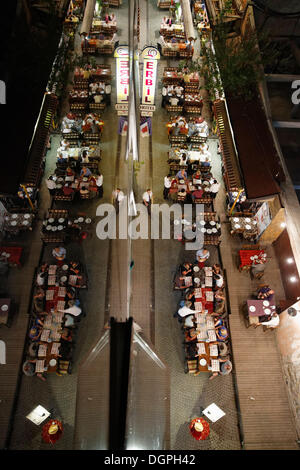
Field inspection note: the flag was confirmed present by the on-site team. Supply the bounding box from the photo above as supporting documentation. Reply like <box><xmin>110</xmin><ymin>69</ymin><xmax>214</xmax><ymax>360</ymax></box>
<box><xmin>140</xmin><ymin>121</ymin><xmax>149</xmax><ymax>137</ymax></box>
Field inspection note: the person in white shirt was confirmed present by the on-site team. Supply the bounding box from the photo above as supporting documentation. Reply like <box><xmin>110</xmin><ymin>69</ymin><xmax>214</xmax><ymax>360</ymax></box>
<box><xmin>113</xmin><ymin>188</ymin><xmax>125</xmax><ymax>213</ymax></box>
<box><xmin>214</xmin><ymin>274</ymin><xmax>224</xmax><ymax>289</ymax></box>
<box><xmin>60</xmin><ymin>139</ymin><xmax>70</xmax><ymax>150</ymax></box>
<box><xmin>196</xmin><ymin>248</ymin><xmax>210</xmax><ymax>267</ymax></box>
<box><xmin>209</xmin><ymin>179</ymin><xmax>220</xmax><ymax>198</ymax></box>
<box><xmin>258</xmin><ymin>313</ymin><xmax>280</xmax><ymax>329</ymax></box>
<box><xmin>170</xmin><ymin>95</ymin><xmax>179</xmax><ymax>106</ymax></box>
<box><xmin>60</xmin><ymin>304</ymin><xmax>82</xmax><ymax>317</ymax></box>
<box><xmin>142</xmin><ymin>189</ymin><xmax>153</xmax><ymax>215</ymax></box>
<box><xmin>46</xmin><ymin>176</ymin><xmax>56</xmax><ymax>196</ymax></box>
<box><xmin>163</xmin><ymin>175</ymin><xmax>172</xmax><ymax>199</ymax></box>
<box><xmin>95</xmin><ymin>173</ymin><xmax>103</xmax><ymax>198</ymax></box>
<box><xmin>184</xmin><ymin>315</ymin><xmax>195</xmax><ymax>328</ymax></box>
<box><xmin>94</xmin><ymin>94</ymin><xmax>103</xmax><ymax>104</ymax></box>
<box><xmin>175</xmin><ymin>301</ymin><xmax>195</xmax><ymax>319</ymax></box>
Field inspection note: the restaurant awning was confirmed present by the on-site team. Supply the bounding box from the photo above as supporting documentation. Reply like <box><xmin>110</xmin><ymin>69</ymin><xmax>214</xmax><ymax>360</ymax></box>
<box><xmin>80</xmin><ymin>0</ymin><xmax>96</xmax><ymax>36</ymax></box>
<box><xmin>180</xmin><ymin>0</ymin><xmax>196</xmax><ymax>41</ymax></box>
<box><xmin>226</xmin><ymin>93</ymin><xmax>285</xmax><ymax>200</ymax></box>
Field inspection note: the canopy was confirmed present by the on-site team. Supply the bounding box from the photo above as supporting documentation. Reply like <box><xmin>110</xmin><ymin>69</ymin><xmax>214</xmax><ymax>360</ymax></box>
<box><xmin>80</xmin><ymin>0</ymin><xmax>96</xmax><ymax>36</ymax></box>
<box><xmin>181</xmin><ymin>0</ymin><xmax>196</xmax><ymax>41</ymax></box>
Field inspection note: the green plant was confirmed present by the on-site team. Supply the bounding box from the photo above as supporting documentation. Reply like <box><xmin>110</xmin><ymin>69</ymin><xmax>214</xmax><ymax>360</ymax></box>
<box><xmin>197</xmin><ymin>0</ymin><xmax>279</xmax><ymax>100</ymax></box>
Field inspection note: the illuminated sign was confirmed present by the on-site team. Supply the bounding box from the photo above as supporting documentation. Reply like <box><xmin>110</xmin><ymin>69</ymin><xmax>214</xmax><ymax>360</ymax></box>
<box><xmin>114</xmin><ymin>46</ymin><xmax>129</xmax><ymax>110</ymax></box>
<box><xmin>141</xmin><ymin>47</ymin><xmax>160</xmax><ymax>110</ymax></box>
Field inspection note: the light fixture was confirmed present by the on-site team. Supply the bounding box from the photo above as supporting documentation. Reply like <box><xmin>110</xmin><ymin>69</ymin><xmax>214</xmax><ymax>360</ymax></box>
<box><xmin>290</xmin><ymin>276</ymin><xmax>297</xmax><ymax>283</ymax></box>
<box><xmin>287</xmin><ymin>258</ymin><xmax>294</xmax><ymax>264</ymax></box>
<box><xmin>281</xmin><ymin>222</ymin><xmax>286</xmax><ymax>228</ymax></box>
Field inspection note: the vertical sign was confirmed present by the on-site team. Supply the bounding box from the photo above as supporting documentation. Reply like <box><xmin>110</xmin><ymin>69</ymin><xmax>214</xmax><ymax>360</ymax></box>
<box><xmin>140</xmin><ymin>47</ymin><xmax>160</xmax><ymax>116</ymax></box>
<box><xmin>114</xmin><ymin>46</ymin><xmax>129</xmax><ymax>115</ymax></box>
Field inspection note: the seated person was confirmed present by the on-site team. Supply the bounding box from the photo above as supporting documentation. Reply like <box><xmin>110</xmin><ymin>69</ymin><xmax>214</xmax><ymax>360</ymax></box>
<box><xmin>52</xmin><ymin>246</ymin><xmax>66</xmax><ymax>262</ymax></box>
<box><xmin>80</xmin><ymin>166</ymin><xmax>92</xmax><ymax>178</ymax></box>
<box><xmin>184</xmin><ymin>314</ymin><xmax>195</xmax><ymax>328</ymax></box>
<box><xmin>213</xmin><ymin>263</ymin><xmax>222</xmax><ymax>276</ymax></box>
<box><xmin>184</xmin><ymin>328</ymin><xmax>197</xmax><ymax>342</ymax></box>
<box><xmin>257</xmin><ymin>285</ymin><xmax>275</xmax><ymax>301</ymax></box>
<box><xmin>202</xmin><ymin>157</ymin><xmax>211</xmax><ymax>167</ymax></box>
<box><xmin>209</xmin><ymin>357</ymin><xmax>232</xmax><ymax>380</ymax></box>
<box><xmin>216</xmin><ymin>325</ymin><xmax>229</xmax><ymax>342</ymax></box>
<box><xmin>214</xmin><ymin>273</ymin><xmax>224</xmax><ymax>290</ymax></box>
<box><xmin>23</xmin><ymin>359</ymin><xmax>46</xmax><ymax>381</ymax></box>
<box><xmin>176</xmin><ymin>169</ymin><xmax>187</xmax><ymax>181</ymax></box>
<box><xmin>61</xmin><ymin>327</ymin><xmax>73</xmax><ymax>342</ymax></box>
<box><xmin>192</xmin><ymin>185</ymin><xmax>204</xmax><ymax>201</ymax></box>
<box><xmin>192</xmin><ymin>169</ymin><xmax>202</xmax><ymax>181</ymax></box>
<box><xmin>28</xmin><ymin>325</ymin><xmax>43</xmax><ymax>342</ymax></box>
<box><xmin>33</xmin><ymin>288</ymin><xmax>45</xmax><ymax>313</ymax></box>
<box><xmin>256</xmin><ymin>312</ymin><xmax>280</xmax><ymax>329</ymax></box>
<box><xmin>62</xmin><ymin>183</ymin><xmax>74</xmax><ymax>196</ymax></box>
<box><xmin>80</xmin><ymin>186</ymin><xmax>90</xmax><ymax>197</ymax></box>
<box><xmin>36</xmin><ymin>263</ymin><xmax>48</xmax><ymax>286</ymax></box>
<box><xmin>177</xmin><ymin>188</ymin><xmax>187</xmax><ymax>201</ymax></box>
<box><xmin>180</xmin><ymin>262</ymin><xmax>193</xmax><ymax>276</ymax></box>
<box><xmin>214</xmin><ymin>289</ymin><xmax>226</xmax><ymax>314</ymax></box>
<box><xmin>69</xmin><ymin>261</ymin><xmax>81</xmax><ymax>275</ymax></box>
<box><xmin>175</xmin><ymin>301</ymin><xmax>195</xmax><ymax>319</ymax></box>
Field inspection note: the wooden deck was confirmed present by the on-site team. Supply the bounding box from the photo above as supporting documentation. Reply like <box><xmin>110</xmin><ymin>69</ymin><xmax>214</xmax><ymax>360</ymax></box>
<box><xmin>219</xmin><ymin>215</ymin><xmax>299</xmax><ymax>450</ymax></box>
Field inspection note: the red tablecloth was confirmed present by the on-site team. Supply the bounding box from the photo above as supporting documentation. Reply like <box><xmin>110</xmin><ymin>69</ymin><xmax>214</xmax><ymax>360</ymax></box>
<box><xmin>45</xmin><ymin>286</ymin><xmax>66</xmax><ymax>313</ymax></box>
<box><xmin>247</xmin><ymin>299</ymin><xmax>276</xmax><ymax>317</ymax></box>
<box><xmin>239</xmin><ymin>249</ymin><xmax>265</xmax><ymax>268</ymax></box>
<box><xmin>195</xmin><ymin>287</ymin><xmax>214</xmax><ymax>314</ymax></box>
<box><xmin>0</xmin><ymin>246</ymin><xmax>23</xmax><ymax>266</ymax></box>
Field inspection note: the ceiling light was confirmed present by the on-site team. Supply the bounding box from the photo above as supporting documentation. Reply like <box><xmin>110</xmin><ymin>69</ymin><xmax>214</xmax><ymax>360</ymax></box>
<box><xmin>290</xmin><ymin>276</ymin><xmax>297</xmax><ymax>283</ymax></box>
<box><xmin>287</xmin><ymin>258</ymin><xmax>294</xmax><ymax>264</ymax></box>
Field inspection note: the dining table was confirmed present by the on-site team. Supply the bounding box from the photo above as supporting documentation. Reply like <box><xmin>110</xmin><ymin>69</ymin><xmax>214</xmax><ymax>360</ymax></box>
<box><xmin>247</xmin><ymin>299</ymin><xmax>276</xmax><ymax>317</ymax></box>
<box><xmin>0</xmin><ymin>246</ymin><xmax>23</xmax><ymax>267</ymax></box>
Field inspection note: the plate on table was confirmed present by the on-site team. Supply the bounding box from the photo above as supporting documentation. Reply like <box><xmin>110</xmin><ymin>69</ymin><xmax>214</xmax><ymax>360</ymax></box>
<box><xmin>207</xmin><ymin>229</ymin><xmax>212</xmax><ymax>234</ymax></box>
<box><xmin>22</xmin><ymin>220</ymin><xmax>29</xmax><ymax>226</ymax></box>
<box><xmin>24</xmin><ymin>214</ymin><xmax>31</xmax><ymax>219</ymax></box>
<box><xmin>58</xmin><ymin>177</ymin><xmax>64</xmax><ymax>182</ymax></box>
<box><xmin>56</xmin><ymin>184</ymin><xmax>62</xmax><ymax>189</ymax></box>
<box><xmin>234</xmin><ymin>224</ymin><xmax>241</xmax><ymax>229</ymax></box>
<box><xmin>193</xmin><ymin>266</ymin><xmax>200</xmax><ymax>272</ymax></box>
<box><xmin>212</xmin><ymin>228</ymin><xmax>217</xmax><ymax>233</ymax></box>
<box><xmin>58</xmin><ymin>225</ymin><xmax>63</xmax><ymax>230</ymax></box>
<box><xmin>264</xmin><ymin>308</ymin><xmax>271</xmax><ymax>315</ymax></box>
<box><xmin>200</xmin><ymin>220</ymin><xmax>205</xmax><ymax>225</ymax></box>
<box><xmin>74</xmin><ymin>219</ymin><xmax>79</xmax><ymax>224</ymax></box>
<box><xmin>62</xmin><ymin>264</ymin><xmax>68</xmax><ymax>271</ymax></box>
<box><xmin>1</xmin><ymin>305</ymin><xmax>8</xmax><ymax>312</ymax></box>
<box><xmin>49</xmin><ymin>359</ymin><xmax>57</xmax><ymax>367</ymax></box>
<box><xmin>48</xmin><ymin>218</ymin><xmax>54</xmax><ymax>223</ymax></box>
<box><xmin>85</xmin><ymin>218</ymin><xmax>92</xmax><ymax>224</ymax></box>
<box><xmin>46</xmin><ymin>225</ymin><xmax>52</xmax><ymax>230</ymax></box>
<box><xmin>10</xmin><ymin>221</ymin><xmax>17</xmax><ymax>226</ymax></box>
<box><xmin>179</xmin><ymin>179</ymin><xmax>185</xmax><ymax>184</ymax></box>
<box><xmin>249</xmin><ymin>305</ymin><xmax>256</xmax><ymax>312</ymax></box>
<box><xmin>194</xmin><ymin>277</ymin><xmax>200</xmax><ymax>284</ymax></box>
<box><xmin>5</xmin><ymin>253</ymin><xmax>10</xmax><ymax>258</ymax></box>
<box><xmin>52</xmin><ymin>226</ymin><xmax>57</xmax><ymax>231</ymax></box>
<box><xmin>233</xmin><ymin>217</ymin><xmax>239</xmax><ymax>222</ymax></box>
<box><xmin>78</xmin><ymin>217</ymin><xmax>84</xmax><ymax>223</ymax></box>
<box><xmin>61</xmin><ymin>276</ymin><xmax>67</xmax><ymax>282</ymax></box>
<box><xmin>245</xmin><ymin>218</ymin><xmax>251</xmax><ymax>223</ymax></box>
<box><xmin>58</xmin><ymin>218</ymin><xmax>65</xmax><ymax>223</ymax></box>
<box><xmin>199</xmin><ymin>358</ymin><xmax>207</xmax><ymax>366</ymax></box>
<box><xmin>263</xmin><ymin>301</ymin><xmax>269</xmax><ymax>307</ymax></box>
<box><xmin>83</xmin><ymin>177</ymin><xmax>88</xmax><ymax>182</ymax></box>
<box><xmin>12</xmin><ymin>214</ymin><xmax>18</xmax><ymax>219</ymax></box>
<box><xmin>245</xmin><ymin>224</ymin><xmax>252</xmax><ymax>230</ymax></box>
<box><xmin>210</xmin><ymin>221</ymin><xmax>216</xmax><ymax>226</ymax></box>
<box><xmin>201</xmin><ymin>228</ymin><xmax>206</xmax><ymax>233</ymax></box>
